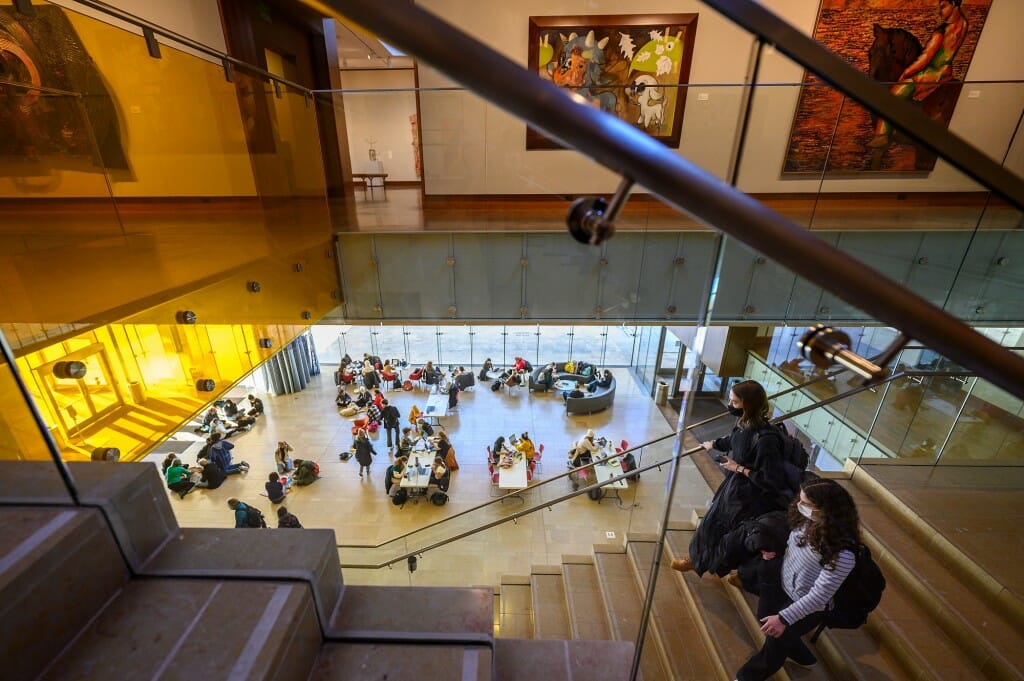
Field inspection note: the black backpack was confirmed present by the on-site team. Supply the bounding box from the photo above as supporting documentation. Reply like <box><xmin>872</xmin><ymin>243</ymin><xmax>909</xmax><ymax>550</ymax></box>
<box><xmin>431</xmin><ymin>491</ymin><xmax>449</xmax><ymax>506</ymax></box>
<box><xmin>755</xmin><ymin>423</ymin><xmax>811</xmax><ymax>496</ymax></box>
<box><xmin>244</xmin><ymin>505</ymin><xmax>267</xmax><ymax>528</ymax></box>
<box><xmin>812</xmin><ymin>544</ymin><xmax>886</xmax><ymax>640</ymax></box>
<box><xmin>620</xmin><ymin>452</ymin><xmax>640</xmax><ymax>482</ymax></box>
<box><xmin>491</xmin><ymin>379</ymin><xmax>501</xmax><ymax>392</ymax></box>
<box><xmin>393</xmin><ymin>378</ymin><xmax>402</xmax><ymax>390</ymax></box>
<box><xmin>392</xmin><ymin>488</ymin><xmax>408</xmax><ymax>505</ymax></box>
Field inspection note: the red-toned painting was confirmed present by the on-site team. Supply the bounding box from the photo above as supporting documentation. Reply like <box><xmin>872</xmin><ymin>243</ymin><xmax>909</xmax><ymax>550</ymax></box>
<box><xmin>783</xmin><ymin>0</ymin><xmax>992</xmax><ymax>174</ymax></box>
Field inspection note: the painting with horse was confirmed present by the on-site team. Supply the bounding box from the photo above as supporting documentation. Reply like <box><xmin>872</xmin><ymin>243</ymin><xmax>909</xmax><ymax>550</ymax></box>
<box><xmin>783</xmin><ymin>0</ymin><xmax>992</xmax><ymax>174</ymax></box>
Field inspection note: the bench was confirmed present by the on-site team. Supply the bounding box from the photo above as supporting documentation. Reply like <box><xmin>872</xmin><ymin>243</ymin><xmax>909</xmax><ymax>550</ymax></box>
<box><xmin>528</xmin><ymin>362</ymin><xmax>616</xmax><ymax>414</ymax></box>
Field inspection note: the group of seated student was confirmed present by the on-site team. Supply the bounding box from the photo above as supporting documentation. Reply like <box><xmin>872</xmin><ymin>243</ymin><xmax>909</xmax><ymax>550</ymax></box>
<box><xmin>536</xmin><ymin>363</ymin><xmax>557</xmax><ymax>390</ymax></box>
<box><xmin>265</xmin><ymin>471</ymin><xmax>292</xmax><ymax>503</ymax></box>
<box><xmin>489</xmin><ymin>432</ymin><xmax>537</xmax><ymax>471</ymax></box>
<box><xmin>387</xmin><ymin>454</ymin><xmax>451</xmax><ymax>499</ymax></box>
<box><xmin>195</xmin><ymin>432</ymin><xmax>250</xmax><ymax>476</ymax></box>
<box><xmin>452</xmin><ymin>366</ymin><xmax>475</xmax><ymax>391</ymax></box>
<box><xmin>588</xmin><ymin>369</ymin><xmax>613</xmax><ymax>392</ymax></box>
<box><xmin>420</xmin><ymin>360</ymin><xmax>444</xmax><ymax>387</ymax></box>
<box><xmin>198</xmin><ymin>394</ymin><xmax>263</xmax><ymax>435</ymax></box>
<box><xmin>162</xmin><ymin>451</ymin><xmax>231</xmax><ymax>499</ymax></box>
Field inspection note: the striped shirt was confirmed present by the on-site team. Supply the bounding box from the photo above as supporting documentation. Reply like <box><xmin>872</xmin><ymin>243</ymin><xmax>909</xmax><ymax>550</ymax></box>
<box><xmin>779</xmin><ymin>529</ymin><xmax>856</xmax><ymax>625</ymax></box>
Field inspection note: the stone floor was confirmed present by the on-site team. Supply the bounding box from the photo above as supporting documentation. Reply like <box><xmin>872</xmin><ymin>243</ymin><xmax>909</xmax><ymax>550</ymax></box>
<box><xmin>145</xmin><ymin>367</ymin><xmax>714</xmax><ymax>590</ymax></box>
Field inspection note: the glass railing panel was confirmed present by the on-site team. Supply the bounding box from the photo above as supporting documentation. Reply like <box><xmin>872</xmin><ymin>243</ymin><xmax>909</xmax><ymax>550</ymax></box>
<box><xmin>939</xmin><ymin>372</ymin><xmax>1024</xmax><ymax>464</ymax></box>
<box><xmin>0</xmin><ymin>336</ymin><xmax>69</xmax><ymax>471</ymax></box>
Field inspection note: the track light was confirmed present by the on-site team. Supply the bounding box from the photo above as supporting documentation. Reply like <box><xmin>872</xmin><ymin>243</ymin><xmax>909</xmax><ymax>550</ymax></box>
<box><xmin>91</xmin><ymin>447</ymin><xmax>120</xmax><ymax>462</ymax></box>
<box><xmin>176</xmin><ymin>310</ymin><xmax>197</xmax><ymax>324</ymax></box>
<box><xmin>53</xmin><ymin>361</ymin><xmax>87</xmax><ymax>380</ymax></box>
<box><xmin>195</xmin><ymin>379</ymin><xmax>216</xmax><ymax>392</ymax></box>
<box><xmin>259</xmin><ymin>338</ymin><xmax>273</xmax><ymax>349</ymax></box>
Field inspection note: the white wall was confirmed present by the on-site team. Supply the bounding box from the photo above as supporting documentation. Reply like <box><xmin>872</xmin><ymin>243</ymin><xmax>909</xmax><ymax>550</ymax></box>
<box><xmin>416</xmin><ymin>0</ymin><xmax>1024</xmax><ymax>195</ymax></box>
<box><xmin>340</xmin><ymin>70</ymin><xmax>420</xmax><ymax>182</ymax></box>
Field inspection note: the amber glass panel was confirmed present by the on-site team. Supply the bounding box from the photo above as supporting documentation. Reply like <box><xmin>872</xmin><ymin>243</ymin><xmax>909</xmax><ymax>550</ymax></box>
<box><xmin>0</xmin><ymin>342</ymin><xmax>59</xmax><ymax>462</ymax></box>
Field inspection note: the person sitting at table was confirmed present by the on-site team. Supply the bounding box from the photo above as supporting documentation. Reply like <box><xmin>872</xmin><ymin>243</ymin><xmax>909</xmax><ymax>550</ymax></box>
<box><xmin>514</xmin><ymin>432</ymin><xmax>536</xmax><ymax>462</ymax></box>
<box><xmin>562</xmin><ymin>381</ymin><xmax>586</xmax><ymax>403</ymax></box>
<box><xmin>454</xmin><ymin>366</ymin><xmax>475</xmax><ymax>391</ymax></box>
<box><xmin>576</xmin><ymin>429</ymin><xmax>602</xmax><ymax>458</ymax></box>
<box><xmin>588</xmin><ymin>369</ymin><xmax>613</xmax><ymax>393</ymax></box>
<box><xmin>428</xmin><ymin>456</ymin><xmax>450</xmax><ymax>494</ymax></box>
<box><xmin>398</xmin><ymin>427</ymin><xmax>417</xmax><ymax>457</ymax></box>
<box><xmin>361</xmin><ymin>359</ymin><xmax>379</xmax><ymax>390</ymax></box>
<box><xmin>492</xmin><ymin>436</ymin><xmax>511</xmax><ymax>464</ymax></box>
<box><xmin>418</xmin><ymin>418</ymin><xmax>435</xmax><ymax>438</ymax></box>
<box><xmin>388</xmin><ymin>457</ymin><xmax>408</xmax><ymax>496</ymax></box>
<box><xmin>478</xmin><ymin>358</ymin><xmax>494</xmax><ymax>381</ymax></box>
<box><xmin>434</xmin><ymin>430</ymin><xmax>459</xmax><ymax>470</ymax></box>
<box><xmin>381</xmin><ymin>363</ymin><xmax>399</xmax><ymax>384</ymax></box>
<box><xmin>422</xmin><ymin>361</ymin><xmax>443</xmax><ymax>387</ymax></box>
<box><xmin>340</xmin><ymin>353</ymin><xmax>352</xmax><ymax>367</ymax></box>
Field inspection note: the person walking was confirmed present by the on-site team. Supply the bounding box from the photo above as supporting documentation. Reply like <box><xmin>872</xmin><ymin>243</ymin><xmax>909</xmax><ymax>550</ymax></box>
<box><xmin>734</xmin><ymin>478</ymin><xmax>860</xmax><ymax>679</ymax></box>
<box><xmin>672</xmin><ymin>380</ymin><xmax>789</xmax><ymax>577</ymax></box>
<box><xmin>354</xmin><ymin>430</ymin><xmax>377</xmax><ymax>479</ymax></box>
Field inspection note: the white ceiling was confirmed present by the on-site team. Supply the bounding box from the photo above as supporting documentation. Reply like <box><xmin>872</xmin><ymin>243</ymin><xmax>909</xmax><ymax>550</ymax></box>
<box><xmin>334</xmin><ymin>19</ymin><xmax>415</xmax><ymax>70</ymax></box>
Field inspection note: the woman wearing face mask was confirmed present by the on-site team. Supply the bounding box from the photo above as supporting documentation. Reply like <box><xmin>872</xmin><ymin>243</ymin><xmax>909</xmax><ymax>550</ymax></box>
<box><xmin>735</xmin><ymin>478</ymin><xmax>859</xmax><ymax>680</ymax></box>
<box><xmin>672</xmin><ymin>380</ymin><xmax>789</xmax><ymax>576</ymax></box>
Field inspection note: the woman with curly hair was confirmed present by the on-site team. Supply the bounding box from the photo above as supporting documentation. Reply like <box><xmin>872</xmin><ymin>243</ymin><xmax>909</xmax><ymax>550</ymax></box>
<box><xmin>735</xmin><ymin>478</ymin><xmax>860</xmax><ymax>680</ymax></box>
<box><xmin>673</xmin><ymin>380</ymin><xmax>790</xmax><ymax>576</ymax></box>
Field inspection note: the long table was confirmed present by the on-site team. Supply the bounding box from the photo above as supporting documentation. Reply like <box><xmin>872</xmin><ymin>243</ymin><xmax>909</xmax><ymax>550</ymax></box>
<box><xmin>423</xmin><ymin>394</ymin><xmax>448</xmax><ymax>425</ymax></box>
<box><xmin>399</xmin><ymin>457</ymin><xmax>433</xmax><ymax>504</ymax></box>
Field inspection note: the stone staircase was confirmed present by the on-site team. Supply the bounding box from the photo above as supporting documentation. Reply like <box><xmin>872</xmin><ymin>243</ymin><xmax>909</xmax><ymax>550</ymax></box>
<box><xmin>492</xmin><ymin>460</ymin><xmax>1024</xmax><ymax>681</ymax></box>
<box><xmin>2</xmin><ymin>458</ymin><xmax>1021</xmax><ymax>680</ymax></box>
<box><xmin>0</xmin><ymin>462</ymin><xmax>632</xmax><ymax>680</ymax></box>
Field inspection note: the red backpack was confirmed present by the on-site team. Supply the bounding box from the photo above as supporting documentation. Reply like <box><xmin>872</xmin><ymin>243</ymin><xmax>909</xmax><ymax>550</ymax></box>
<box><xmin>311</xmin><ymin>461</ymin><xmax>320</xmax><ymax>477</ymax></box>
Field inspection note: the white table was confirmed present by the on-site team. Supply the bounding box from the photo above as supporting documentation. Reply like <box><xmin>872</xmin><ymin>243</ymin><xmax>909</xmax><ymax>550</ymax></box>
<box><xmin>423</xmin><ymin>394</ymin><xmax>448</xmax><ymax>425</ymax></box>
<box><xmin>497</xmin><ymin>455</ymin><xmax>528</xmax><ymax>502</ymax></box>
<box><xmin>399</xmin><ymin>458</ymin><xmax>433</xmax><ymax>503</ymax></box>
<box><xmin>593</xmin><ymin>460</ymin><xmax>632</xmax><ymax>508</ymax></box>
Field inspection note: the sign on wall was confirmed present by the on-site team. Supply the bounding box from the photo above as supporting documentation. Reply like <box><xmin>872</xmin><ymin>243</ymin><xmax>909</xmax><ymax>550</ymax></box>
<box><xmin>527</xmin><ymin>14</ymin><xmax>698</xmax><ymax>150</ymax></box>
<box><xmin>784</xmin><ymin>0</ymin><xmax>992</xmax><ymax>174</ymax></box>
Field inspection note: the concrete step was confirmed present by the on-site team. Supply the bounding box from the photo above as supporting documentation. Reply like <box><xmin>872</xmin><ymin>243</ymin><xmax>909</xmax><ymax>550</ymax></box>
<box><xmin>531</xmin><ymin>566</ymin><xmax>571</xmax><ymax>640</ymax></box>
<box><xmin>39</xmin><ymin>579</ymin><xmax>320</xmax><ymax>681</ymax></box>
<box><xmin>0</xmin><ymin>507</ymin><xmax>129</xmax><ymax>681</ymax></box>
<box><xmin>498</xmin><ymin>575</ymin><xmax>534</xmax><ymax>639</ymax></box>
<box><xmin>0</xmin><ymin>461</ymin><xmax>179</xmax><ymax>569</ymax></box>
<box><xmin>664</xmin><ymin>529</ymin><xmax>762</xmax><ymax>677</ymax></box>
<box><xmin>494</xmin><ymin>638</ymin><xmax>634</xmax><ymax>681</ymax></box>
<box><xmin>312</xmin><ymin>641</ymin><xmax>491</xmax><ymax>680</ymax></box>
<box><xmin>328</xmin><ymin>585</ymin><xmax>494</xmax><ymax>645</ymax></box>
<box><xmin>843</xmin><ymin>480</ymin><xmax>1024</xmax><ymax>680</ymax></box>
<box><xmin>626</xmin><ymin>539</ymin><xmax>729</xmax><ymax>681</ymax></box>
<box><xmin>141</xmin><ymin>526</ymin><xmax>343</xmax><ymax>628</ymax></box>
<box><xmin>592</xmin><ymin>548</ymin><xmax>671</xmax><ymax>681</ymax></box>
<box><xmin>561</xmin><ymin>556</ymin><xmax>612</xmax><ymax>640</ymax></box>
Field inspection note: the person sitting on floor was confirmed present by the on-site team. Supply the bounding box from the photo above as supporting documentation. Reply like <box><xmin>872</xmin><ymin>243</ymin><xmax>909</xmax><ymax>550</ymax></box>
<box><xmin>354</xmin><ymin>386</ymin><xmax>372</xmax><ymax>409</ymax></box>
<box><xmin>275</xmin><ymin>441</ymin><xmax>294</xmax><ymax>473</ymax></box>
<box><xmin>277</xmin><ymin>506</ymin><xmax>303</xmax><ymax>528</ymax></box>
<box><xmin>194</xmin><ymin>457</ymin><xmax>226</xmax><ymax>490</ymax></box>
<box><xmin>478</xmin><ymin>358</ymin><xmax>494</xmax><ymax>381</ymax></box>
<box><xmin>587</xmin><ymin>369</ymin><xmax>613</xmax><ymax>393</ymax></box>
<box><xmin>336</xmin><ymin>388</ymin><xmax>353</xmax><ymax>408</ymax></box>
<box><xmin>210</xmin><ymin>434</ymin><xmax>249</xmax><ymax>475</ymax></box>
<box><xmin>562</xmin><ymin>381</ymin><xmax>586</xmax><ymax>403</ymax></box>
<box><xmin>246</xmin><ymin>394</ymin><xmax>264</xmax><ymax>417</ymax></box>
<box><xmin>265</xmin><ymin>471</ymin><xmax>290</xmax><ymax>504</ymax></box>
<box><xmin>161</xmin><ymin>453</ymin><xmax>178</xmax><ymax>475</ymax></box>
<box><xmin>291</xmin><ymin>459</ymin><xmax>320</xmax><ymax>486</ymax></box>
<box><xmin>223</xmin><ymin>399</ymin><xmax>239</xmax><ymax>418</ymax></box>
<box><xmin>165</xmin><ymin>458</ymin><xmax>196</xmax><ymax>499</ymax></box>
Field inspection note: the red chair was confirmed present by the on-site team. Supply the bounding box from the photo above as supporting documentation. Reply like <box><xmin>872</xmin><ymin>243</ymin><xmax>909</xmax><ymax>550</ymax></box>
<box><xmin>486</xmin><ymin>445</ymin><xmax>493</xmax><ymax>464</ymax></box>
<box><xmin>382</xmin><ymin>370</ymin><xmax>399</xmax><ymax>389</ymax></box>
<box><xmin>620</xmin><ymin>439</ymin><xmax>630</xmax><ymax>452</ymax></box>
<box><xmin>526</xmin><ymin>468</ymin><xmax>534</xmax><ymax>482</ymax></box>
<box><xmin>534</xmin><ymin>444</ymin><xmax>544</xmax><ymax>472</ymax></box>
<box><xmin>408</xmin><ymin>368</ymin><xmax>424</xmax><ymax>388</ymax></box>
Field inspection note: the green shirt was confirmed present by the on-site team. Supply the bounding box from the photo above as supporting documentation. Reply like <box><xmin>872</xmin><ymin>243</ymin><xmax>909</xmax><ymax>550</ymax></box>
<box><xmin>166</xmin><ymin>465</ymin><xmax>190</xmax><ymax>485</ymax></box>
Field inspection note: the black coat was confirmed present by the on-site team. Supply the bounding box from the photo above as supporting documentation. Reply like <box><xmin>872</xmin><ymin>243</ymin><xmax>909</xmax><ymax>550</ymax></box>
<box><xmin>688</xmin><ymin>425</ymin><xmax>788</xmax><ymax>576</ymax></box>
<box><xmin>354</xmin><ymin>439</ymin><xmax>375</xmax><ymax>466</ymax></box>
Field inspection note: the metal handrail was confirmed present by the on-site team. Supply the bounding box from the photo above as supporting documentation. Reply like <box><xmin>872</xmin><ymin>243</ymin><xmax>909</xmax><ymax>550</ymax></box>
<box><xmin>338</xmin><ymin>366</ymin><xmax>922</xmax><ymax>570</ymax></box>
<box><xmin>308</xmin><ymin>0</ymin><xmax>1024</xmax><ymax>402</ymax></box>
<box><xmin>335</xmin><ymin>364</ymin><xmax>852</xmax><ymax>551</ymax></box>
<box><xmin>67</xmin><ymin>0</ymin><xmax>312</xmax><ymax>96</ymax></box>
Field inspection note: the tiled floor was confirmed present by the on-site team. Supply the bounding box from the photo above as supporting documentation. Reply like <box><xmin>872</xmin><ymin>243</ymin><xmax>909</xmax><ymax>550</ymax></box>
<box><xmin>146</xmin><ymin>368</ymin><xmax>713</xmax><ymax>590</ymax></box>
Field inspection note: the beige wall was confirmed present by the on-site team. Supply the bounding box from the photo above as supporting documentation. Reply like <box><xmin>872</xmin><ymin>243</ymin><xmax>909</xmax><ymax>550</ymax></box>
<box><xmin>417</xmin><ymin>0</ymin><xmax>1024</xmax><ymax>196</ymax></box>
<box><xmin>340</xmin><ymin>69</ymin><xmax>420</xmax><ymax>182</ymax></box>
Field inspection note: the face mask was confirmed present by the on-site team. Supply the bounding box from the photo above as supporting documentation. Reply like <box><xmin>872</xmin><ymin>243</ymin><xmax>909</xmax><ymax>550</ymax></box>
<box><xmin>797</xmin><ymin>502</ymin><xmax>815</xmax><ymax>520</ymax></box>
<box><xmin>727</xmin><ymin>405</ymin><xmax>744</xmax><ymax>417</ymax></box>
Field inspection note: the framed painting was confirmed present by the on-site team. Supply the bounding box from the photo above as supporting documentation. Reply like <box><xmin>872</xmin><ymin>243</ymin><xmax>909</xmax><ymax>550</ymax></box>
<box><xmin>527</xmin><ymin>14</ymin><xmax>698</xmax><ymax>150</ymax></box>
<box><xmin>783</xmin><ymin>0</ymin><xmax>993</xmax><ymax>174</ymax></box>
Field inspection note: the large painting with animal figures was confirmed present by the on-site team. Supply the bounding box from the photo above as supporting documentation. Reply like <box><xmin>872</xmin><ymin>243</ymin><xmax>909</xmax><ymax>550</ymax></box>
<box><xmin>527</xmin><ymin>14</ymin><xmax>698</xmax><ymax>150</ymax></box>
<box><xmin>784</xmin><ymin>0</ymin><xmax>992</xmax><ymax>174</ymax></box>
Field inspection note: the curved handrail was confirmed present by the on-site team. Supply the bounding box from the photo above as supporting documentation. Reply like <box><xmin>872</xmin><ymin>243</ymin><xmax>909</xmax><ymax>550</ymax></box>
<box><xmin>336</xmin><ymin>363</ymin><xmax>853</xmax><ymax>551</ymax></box>
<box><xmin>336</xmin><ymin>365</ymin><xmax>973</xmax><ymax>566</ymax></box>
<box><xmin>338</xmin><ymin>366</ymin><xmax>933</xmax><ymax>569</ymax></box>
<box><xmin>307</xmin><ymin>0</ymin><xmax>1024</xmax><ymax>402</ymax></box>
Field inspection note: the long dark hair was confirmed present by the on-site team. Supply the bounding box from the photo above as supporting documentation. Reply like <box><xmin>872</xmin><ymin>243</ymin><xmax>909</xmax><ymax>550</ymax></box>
<box><xmin>789</xmin><ymin>478</ymin><xmax>860</xmax><ymax>568</ymax></box>
<box><xmin>732</xmin><ymin>380</ymin><xmax>770</xmax><ymax>429</ymax></box>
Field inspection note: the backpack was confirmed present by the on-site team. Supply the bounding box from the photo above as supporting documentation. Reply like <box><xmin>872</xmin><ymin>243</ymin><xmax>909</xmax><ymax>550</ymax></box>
<box><xmin>311</xmin><ymin>461</ymin><xmax>320</xmax><ymax>477</ymax></box>
<box><xmin>431</xmin><ymin>491</ymin><xmax>449</xmax><ymax>506</ymax></box>
<box><xmin>393</xmin><ymin>378</ymin><xmax>402</xmax><ymax>390</ymax></box>
<box><xmin>755</xmin><ymin>424</ymin><xmax>811</xmax><ymax>497</ymax></box>
<box><xmin>244</xmin><ymin>505</ymin><xmax>267</xmax><ymax>528</ymax></box>
<box><xmin>587</xmin><ymin>487</ymin><xmax>603</xmax><ymax>501</ymax></box>
<box><xmin>339</xmin><ymin>450</ymin><xmax>352</xmax><ymax>461</ymax></box>
<box><xmin>491</xmin><ymin>379</ymin><xmax>501</xmax><ymax>392</ymax></box>
<box><xmin>564</xmin><ymin>360</ymin><xmax>576</xmax><ymax>373</ymax></box>
<box><xmin>366</xmin><ymin>421</ymin><xmax>379</xmax><ymax>434</ymax></box>
<box><xmin>419</xmin><ymin>421</ymin><xmax>435</xmax><ymax>437</ymax></box>
<box><xmin>620</xmin><ymin>452</ymin><xmax>640</xmax><ymax>482</ymax></box>
<box><xmin>812</xmin><ymin>544</ymin><xmax>886</xmax><ymax>640</ymax></box>
<box><xmin>403</xmin><ymin>380</ymin><xmax>414</xmax><ymax>391</ymax></box>
<box><xmin>392</xmin><ymin>488</ymin><xmax>408</xmax><ymax>505</ymax></box>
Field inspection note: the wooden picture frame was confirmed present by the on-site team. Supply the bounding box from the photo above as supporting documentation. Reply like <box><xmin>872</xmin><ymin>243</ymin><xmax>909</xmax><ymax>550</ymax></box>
<box><xmin>527</xmin><ymin>14</ymin><xmax>698</xmax><ymax>150</ymax></box>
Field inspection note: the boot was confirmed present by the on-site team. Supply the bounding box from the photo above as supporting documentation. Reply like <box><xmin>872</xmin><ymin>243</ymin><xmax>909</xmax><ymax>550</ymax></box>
<box><xmin>670</xmin><ymin>556</ymin><xmax>694</xmax><ymax>573</ymax></box>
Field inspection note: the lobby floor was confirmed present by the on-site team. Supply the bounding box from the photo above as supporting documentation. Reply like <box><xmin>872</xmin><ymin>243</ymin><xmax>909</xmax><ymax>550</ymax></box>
<box><xmin>146</xmin><ymin>368</ymin><xmax>714</xmax><ymax>589</ymax></box>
